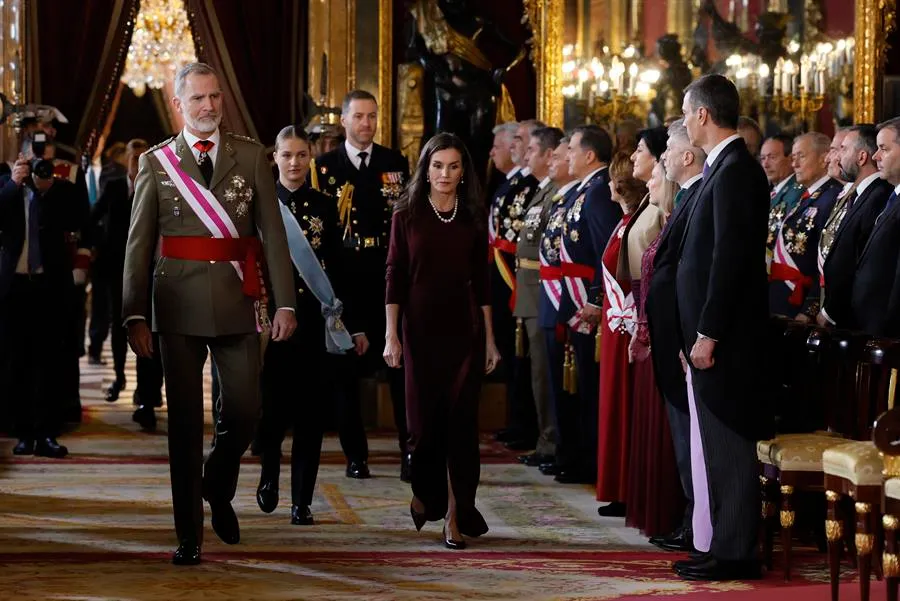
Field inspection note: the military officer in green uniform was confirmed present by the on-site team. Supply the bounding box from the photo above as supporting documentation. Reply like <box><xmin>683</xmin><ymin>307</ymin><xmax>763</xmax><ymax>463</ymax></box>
<box><xmin>122</xmin><ymin>63</ymin><xmax>296</xmax><ymax>565</ymax></box>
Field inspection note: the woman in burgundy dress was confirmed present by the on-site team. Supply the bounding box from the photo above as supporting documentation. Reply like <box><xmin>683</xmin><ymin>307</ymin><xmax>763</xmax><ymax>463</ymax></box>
<box><xmin>625</xmin><ymin>160</ymin><xmax>684</xmax><ymax>536</ymax></box>
<box><xmin>595</xmin><ymin>153</ymin><xmax>647</xmax><ymax>513</ymax></box>
<box><xmin>384</xmin><ymin>133</ymin><xmax>501</xmax><ymax>550</ymax></box>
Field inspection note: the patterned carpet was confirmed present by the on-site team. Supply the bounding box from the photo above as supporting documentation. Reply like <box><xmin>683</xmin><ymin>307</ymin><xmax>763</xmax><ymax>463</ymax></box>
<box><xmin>0</xmin><ymin>348</ymin><xmax>869</xmax><ymax>599</ymax></box>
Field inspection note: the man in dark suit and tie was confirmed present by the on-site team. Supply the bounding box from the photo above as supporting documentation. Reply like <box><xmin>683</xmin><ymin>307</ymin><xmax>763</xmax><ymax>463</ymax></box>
<box><xmin>674</xmin><ymin>74</ymin><xmax>770</xmax><ymax>581</ymax></box>
<box><xmin>0</xmin><ymin>155</ymin><xmax>89</xmax><ymax>458</ymax></box>
<box><xmin>849</xmin><ymin>117</ymin><xmax>900</xmax><ymax>337</ymax></box>
<box><xmin>646</xmin><ymin>118</ymin><xmax>705</xmax><ymax>553</ymax></box>
<box><xmin>819</xmin><ymin>125</ymin><xmax>892</xmax><ymax>329</ymax></box>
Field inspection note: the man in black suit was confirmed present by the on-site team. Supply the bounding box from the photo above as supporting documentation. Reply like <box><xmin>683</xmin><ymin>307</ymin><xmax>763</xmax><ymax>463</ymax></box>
<box><xmin>313</xmin><ymin>90</ymin><xmax>411</xmax><ymax>480</ymax></box>
<box><xmin>646</xmin><ymin>118</ymin><xmax>705</xmax><ymax>553</ymax></box>
<box><xmin>850</xmin><ymin>118</ymin><xmax>900</xmax><ymax>337</ymax></box>
<box><xmin>0</xmin><ymin>156</ymin><xmax>89</xmax><ymax>457</ymax></box>
<box><xmin>819</xmin><ymin>125</ymin><xmax>892</xmax><ymax>329</ymax></box>
<box><xmin>674</xmin><ymin>74</ymin><xmax>770</xmax><ymax>580</ymax></box>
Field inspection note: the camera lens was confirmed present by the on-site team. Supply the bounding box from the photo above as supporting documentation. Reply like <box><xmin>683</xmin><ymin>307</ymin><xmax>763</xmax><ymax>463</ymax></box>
<box><xmin>31</xmin><ymin>159</ymin><xmax>54</xmax><ymax>180</ymax></box>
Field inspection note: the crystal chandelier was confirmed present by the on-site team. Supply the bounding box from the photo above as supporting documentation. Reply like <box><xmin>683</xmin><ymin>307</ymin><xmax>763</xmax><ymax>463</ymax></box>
<box><xmin>121</xmin><ymin>0</ymin><xmax>196</xmax><ymax>97</ymax></box>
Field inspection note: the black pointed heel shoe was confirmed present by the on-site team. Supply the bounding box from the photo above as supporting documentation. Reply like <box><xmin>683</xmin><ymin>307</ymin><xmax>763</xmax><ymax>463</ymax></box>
<box><xmin>442</xmin><ymin>525</ymin><xmax>466</xmax><ymax>550</ymax></box>
<box><xmin>410</xmin><ymin>501</ymin><xmax>427</xmax><ymax>531</ymax></box>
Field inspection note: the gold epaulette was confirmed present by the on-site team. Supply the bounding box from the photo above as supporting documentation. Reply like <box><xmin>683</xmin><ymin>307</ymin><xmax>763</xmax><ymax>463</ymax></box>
<box><xmin>337</xmin><ymin>183</ymin><xmax>355</xmax><ymax>233</ymax></box>
<box><xmin>226</xmin><ymin>131</ymin><xmax>261</xmax><ymax>146</ymax></box>
<box><xmin>309</xmin><ymin>158</ymin><xmax>320</xmax><ymax>191</ymax></box>
<box><xmin>146</xmin><ymin>135</ymin><xmax>177</xmax><ymax>154</ymax></box>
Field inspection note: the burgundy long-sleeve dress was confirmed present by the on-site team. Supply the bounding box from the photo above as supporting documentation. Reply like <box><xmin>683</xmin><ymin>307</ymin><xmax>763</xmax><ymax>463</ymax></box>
<box><xmin>624</xmin><ymin>232</ymin><xmax>685</xmax><ymax>536</ymax></box>
<box><xmin>385</xmin><ymin>206</ymin><xmax>490</xmax><ymax>537</ymax></box>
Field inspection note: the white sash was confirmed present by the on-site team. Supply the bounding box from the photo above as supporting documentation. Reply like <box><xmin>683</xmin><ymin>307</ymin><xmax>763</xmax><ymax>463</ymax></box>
<box><xmin>538</xmin><ymin>245</ymin><xmax>562</xmax><ymax>311</ymax></box>
<box><xmin>154</xmin><ymin>143</ymin><xmax>243</xmax><ymax>283</ymax></box>
<box><xmin>601</xmin><ymin>261</ymin><xmax>636</xmax><ymax>336</ymax></box>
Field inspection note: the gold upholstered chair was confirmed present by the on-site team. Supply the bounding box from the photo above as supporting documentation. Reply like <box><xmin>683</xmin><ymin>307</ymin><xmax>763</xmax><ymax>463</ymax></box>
<box><xmin>758</xmin><ymin>326</ymin><xmax>866</xmax><ymax>580</ymax></box>
<box><xmin>873</xmin><ymin>401</ymin><xmax>900</xmax><ymax>601</ymax></box>
<box><xmin>824</xmin><ymin>338</ymin><xmax>900</xmax><ymax>601</ymax></box>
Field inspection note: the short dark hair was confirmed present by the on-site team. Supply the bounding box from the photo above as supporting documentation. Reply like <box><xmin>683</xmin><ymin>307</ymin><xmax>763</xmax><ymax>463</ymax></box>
<box><xmin>530</xmin><ymin>126</ymin><xmax>564</xmax><ymax>154</ymax></box>
<box><xmin>877</xmin><ymin>117</ymin><xmax>900</xmax><ymax>142</ymax></box>
<box><xmin>275</xmin><ymin>125</ymin><xmax>311</xmax><ymax>151</ymax></box>
<box><xmin>846</xmin><ymin>124</ymin><xmax>878</xmax><ymax>157</ymax></box>
<box><xmin>764</xmin><ymin>133</ymin><xmax>794</xmax><ymax>157</ymax></box>
<box><xmin>737</xmin><ymin>116</ymin><xmax>763</xmax><ymax>155</ymax></box>
<box><xmin>342</xmin><ymin>90</ymin><xmax>377</xmax><ymax>114</ymax></box>
<box><xmin>572</xmin><ymin>124</ymin><xmax>613</xmax><ymax>164</ymax></box>
<box><xmin>684</xmin><ymin>74</ymin><xmax>741</xmax><ymax>130</ymax></box>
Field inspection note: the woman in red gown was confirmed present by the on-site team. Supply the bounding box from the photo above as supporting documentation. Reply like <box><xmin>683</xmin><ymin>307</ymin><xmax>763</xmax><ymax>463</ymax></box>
<box><xmin>384</xmin><ymin>133</ymin><xmax>501</xmax><ymax>550</ymax></box>
<box><xmin>625</xmin><ymin>160</ymin><xmax>684</xmax><ymax>536</ymax></box>
<box><xmin>596</xmin><ymin>127</ymin><xmax>668</xmax><ymax>516</ymax></box>
<box><xmin>595</xmin><ymin>153</ymin><xmax>647</xmax><ymax>510</ymax></box>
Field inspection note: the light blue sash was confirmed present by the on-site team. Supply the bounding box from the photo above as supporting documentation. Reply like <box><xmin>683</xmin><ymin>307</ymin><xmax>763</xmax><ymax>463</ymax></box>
<box><xmin>278</xmin><ymin>201</ymin><xmax>354</xmax><ymax>354</ymax></box>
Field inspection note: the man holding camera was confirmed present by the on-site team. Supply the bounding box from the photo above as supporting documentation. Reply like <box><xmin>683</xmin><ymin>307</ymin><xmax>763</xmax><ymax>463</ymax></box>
<box><xmin>0</xmin><ymin>152</ymin><xmax>90</xmax><ymax>457</ymax></box>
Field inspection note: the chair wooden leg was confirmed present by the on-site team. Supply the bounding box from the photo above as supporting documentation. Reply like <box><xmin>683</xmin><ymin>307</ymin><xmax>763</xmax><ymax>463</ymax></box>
<box><xmin>884</xmin><ymin>514</ymin><xmax>900</xmax><ymax>601</ymax></box>
<box><xmin>781</xmin><ymin>485</ymin><xmax>795</xmax><ymax>581</ymax></box>
<box><xmin>845</xmin><ymin>497</ymin><xmax>859</xmax><ymax>569</ymax></box>
<box><xmin>876</xmin><ymin>515</ymin><xmax>885</xmax><ymax>581</ymax></box>
<box><xmin>826</xmin><ymin>490</ymin><xmax>843</xmax><ymax>601</ymax></box>
<box><xmin>857</xmin><ymin>502</ymin><xmax>875</xmax><ymax>601</ymax></box>
<box><xmin>760</xmin><ymin>475</ymin><xmax>777</xmax><ymax>571</ymax></box>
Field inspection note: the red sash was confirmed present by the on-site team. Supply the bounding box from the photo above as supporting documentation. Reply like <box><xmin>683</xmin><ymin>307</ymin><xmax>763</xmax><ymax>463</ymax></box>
<box><xmin>160</xmin><ymin>236</ymin><xmax>262</xmax><ymax>298</ymax></box>
<box><xmin>769</xmin><ymin>262</ymin><xmax>812</xmax><ymax>306</ymax></box>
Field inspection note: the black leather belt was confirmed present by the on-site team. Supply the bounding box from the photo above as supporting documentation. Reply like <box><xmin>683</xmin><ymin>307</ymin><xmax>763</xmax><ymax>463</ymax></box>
<box><xmin>344</xmin><ymin>235</ymin><xmax>385</xmax><ymax>250</ymax></box>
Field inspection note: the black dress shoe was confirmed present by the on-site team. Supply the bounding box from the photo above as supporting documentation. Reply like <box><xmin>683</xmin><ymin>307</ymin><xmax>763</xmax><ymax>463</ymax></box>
<box><xmin>13</xmin><ymin>439</ymin><xmax>34</xmax><ymax>456</ymax></box>
<box><xmin>400</xmin><ymin>453</ymin><xmax>411</xmax><ymax>483</ymax></box>
<box><xmin>673</xmin><ymin>553</ymin><xmax>710</xmax><ymax>573</ymax></box>
<box><xmin>34</xmin><ymin>438</ymin><xmax>68</xmax><ymax>458</ymax></box>
<box><xmin>410</xmin><ymin>500</ymin><xmax>427</xmax><ymax>531</ymax></box>
<box><xmin>650</xmin><ymin>527</ymin><xmax>694</xmax><ymax>552</ymax></box>
<box><xmin>172</xmin><ymin>541</ymin><xmax>202</xmax><ymax>565</ymax></box>
<box><xmin>105</xmin><ymin>378</ymin><xmax>126</xmax><ymax>402</ymax></box>
<box><xmin>554</xmin><ymin>469</ymin><xmax>595</xmax><ymax>484</ymax></box>
<box><xmin>504</xmin><ymin>439</ymin><xmax>537</xmax><ymax>451</ymax></box>
<box><xmin>88</xmin><ymin>355</ymin><xmax>107</xmax><ymax>366</ymax></box>
<box><xmin>539</xmin><ymin>463</ymin><xmax>562</xmax><ymax>475</ymax></box>
<box><xmin>256</xmin><ymin>467</ymin><xmax>279</xmax><ymax>514</ymax></box>
<box><xmin>208</xmin><ymin>500</ymin><xmax>240</xmax><ymax>544</ymax></box>
<box><xmin>346</xmin><ymin>461</ymin><xmax>371</xmax><ymax>479</ymax></box>
<box><xmin>524</xmin><ymin>454</ymin><xmax>554</xmax><ymax>467</ymax></box>
<box><xmin>675</xmin><ymin>557</ymin><xmax>762</xmax><ymax>581</ymax></box>
<box><xmin>291</xmin><ymin>505</ymin><xmax>314</xmax><ymax>525</ymax></box>
<box><xmin>443</xmin><ymin>525</ymin><xmax>466</xmax><ymax>550</ymax></box>
<box><xmin>132</xmin><ymin>405</ymin><xmax>157</xmax><ymax>432</ymax></box>
<box><xmin>597</xmin><ymin>502</ymin><xmax>626</xmax><ymax>517</ymax></box>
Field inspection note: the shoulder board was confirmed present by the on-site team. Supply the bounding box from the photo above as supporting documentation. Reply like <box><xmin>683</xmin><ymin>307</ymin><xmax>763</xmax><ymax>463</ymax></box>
<box><xmin>146</xmin><ymin>135</ymin><xmax>177</xmax><ymax>154</ymax></box>
<box><xmin>225</xmin><ymin>131</ymin><xmax>261</xmax><ymax>146</ymax></box>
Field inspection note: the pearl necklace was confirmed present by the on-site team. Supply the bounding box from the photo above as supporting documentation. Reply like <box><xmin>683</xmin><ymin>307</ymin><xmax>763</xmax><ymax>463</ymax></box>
<box><xmin>428</xmin><ymin>194</ymin><xmax>458</xmax><ymax>223</ymax></box>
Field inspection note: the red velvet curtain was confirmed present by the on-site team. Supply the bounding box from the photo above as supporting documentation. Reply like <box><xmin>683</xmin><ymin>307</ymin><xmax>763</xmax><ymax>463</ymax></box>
<box><xmin>26</xmin><ymin>0</ymin><xmax>138</xmax><ymax>160</ymax></box>
<box><xmin>186</xmin><ymin>0</ymin><xmax>308</xmax><ymax>147</ymax></box>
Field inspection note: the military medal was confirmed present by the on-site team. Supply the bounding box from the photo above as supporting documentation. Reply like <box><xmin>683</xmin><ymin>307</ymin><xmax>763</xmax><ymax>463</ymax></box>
<box><xmin>173</xmin><ymin>206</ymin><xmax>180</xmax><ymax>217</ymax></box>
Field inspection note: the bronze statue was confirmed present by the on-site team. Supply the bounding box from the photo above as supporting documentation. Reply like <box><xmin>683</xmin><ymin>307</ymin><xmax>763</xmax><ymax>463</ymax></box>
<box><xmin>649</xmin><ymin>34</ymin><xmax>693</xmax><ymax>127</ymax></box>
<box><xmin>403</xmin><ymin>0</ymin><xmax>523</xmax><ymax>179</ymax></box>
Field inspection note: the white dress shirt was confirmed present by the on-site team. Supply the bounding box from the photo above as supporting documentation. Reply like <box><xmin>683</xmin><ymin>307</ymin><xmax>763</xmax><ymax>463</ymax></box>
<box><xmin>681</xmin><ymin>173</ymin><xmax>703</xmax><ymax>190</ymax></box>
<box><xmin>555</xmin><ymin>180</ymin><xmax>580</xmax><ymax>198</ymax></box>
<box><xmin>345</xmin><ymin>140</ymin><xmax>375</xmax><ymax>170</ymax></box>
<box><xmin>538</xmin><ymin>176</ymin><xmax>551</xmax><ymax>190</ymax></box>
<box><xmin>856</xmin><ymin>172</ymin><xmax>883</xmax><ymax>197</ymax></box>
<box><xmin>804</xmin><ymin>174</ymin><xmax>832</xmax><ymax>197</ymax></box>
<box><xmin>506</xmin><ymin>166</ymin><xmax>522</xmax><ymax>180</ymax></box>
<box><xmin>705</xmin><ymin>134</ymin><xmax>742</xmax><ymax>170</ymax></box>
<box><xmin>772</xmin><ymin>175</ymin><xmax>792</xmax><ymax>197</ymax></box>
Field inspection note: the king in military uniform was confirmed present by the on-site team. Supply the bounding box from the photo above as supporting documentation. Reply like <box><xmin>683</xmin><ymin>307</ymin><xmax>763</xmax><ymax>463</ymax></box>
<box><xmin>312</xmin><ymin>90</ymin><xmax>411</xmax><ymax>480</ymax></box>
<box><xmin>122</xmin><ymin>63</ymin><xmax>296</xmax><ymax>565</ymax></box>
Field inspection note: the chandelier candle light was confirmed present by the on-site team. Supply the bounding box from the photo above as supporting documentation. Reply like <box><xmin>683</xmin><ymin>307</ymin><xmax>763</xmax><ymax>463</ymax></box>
<box><xmin>121</xmin><ymin>0</ymin><xmax>197</xmax><ymax>97</ymax></box>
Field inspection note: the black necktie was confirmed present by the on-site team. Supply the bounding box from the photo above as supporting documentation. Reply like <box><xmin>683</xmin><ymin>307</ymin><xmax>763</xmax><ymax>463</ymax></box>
<box><xmin>357</xmin><ymin>151</ymin><xmax>369</xmax><ymax>174</ymax></box>
<box><xmin>194</xmin><ymin>140</ymin><xmax>214</xmax><ymax>186</ymax></box>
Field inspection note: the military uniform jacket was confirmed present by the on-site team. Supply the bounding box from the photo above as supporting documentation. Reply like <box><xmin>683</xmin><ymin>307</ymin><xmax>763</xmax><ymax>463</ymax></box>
<box><xmin>769</xmin><ymin>177</ymin><xmax>841</xmax><ymax>318</ymax></box>
<box><xmin>492</xmin><ymin>168</ymin><xmax>538</xmax><ymax>252</ymax></box>
<box><xmin>513</xmin><ymin>179</ymin><xmax>558</xmax><ymax>318</ymax></box>
<box><xmin>766</xmin><ymin>174</ymin><xmax>804</xmax><ymax>269</ymax></box>
<box><xmin>276</xmin><ymin>181</ymin><xmax>357</xmax><ymax>343</ymax></box>
<box><xmin>122</xmin><ymin>131</ymin><xmax>295</xmax><ymax>337</ymax></box>
<box><xmin>557</xmin><ymin>168</ymin><xmax>622</xmax><ymax>326</ymax></box>
<box><xmin>537</xmin><ymin>183</ymin><xmax>580</xmax><ymax>329</ymax></box>
<box><xmin>822</xmin><ymin>176</ymin><xmax>893</xmax><ymax>328</ymax></box>
<box><xmin>312</xmin><ymin>142</ymin><xmax>408</xmax><ymax>338</ymax></box>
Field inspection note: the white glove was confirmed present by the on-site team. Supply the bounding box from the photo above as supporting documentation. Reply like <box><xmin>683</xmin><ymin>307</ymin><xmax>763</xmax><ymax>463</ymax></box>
<box><xmin>73</xmin><ymin>268</ymin><xmax>88</xmax><ymax>285</ymax></box>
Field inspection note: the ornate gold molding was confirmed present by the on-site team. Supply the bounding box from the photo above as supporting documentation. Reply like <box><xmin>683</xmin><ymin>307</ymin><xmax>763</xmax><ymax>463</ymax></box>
<box><xmin>377</xmin><ymin>0</ymin><xmax>392</xmax><ymax>147</ymax></box>
<box><xmin>524</xmin><ymin>0</ymin><xmax>564</xmax><ymax>128</ymax></box>
<box><xmin>854</xmin><ymin>0</ymin><xmax>897</xmax><ymax>123</ymax></box>
<box><xmin>666</xmin><ymin>0</ymin><xmax>694</xmax><ymax>50</ymax></box>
